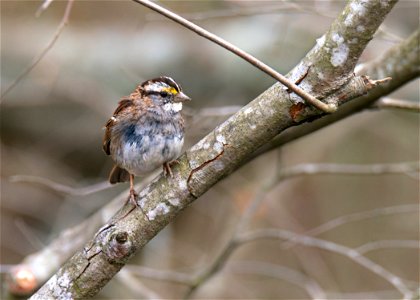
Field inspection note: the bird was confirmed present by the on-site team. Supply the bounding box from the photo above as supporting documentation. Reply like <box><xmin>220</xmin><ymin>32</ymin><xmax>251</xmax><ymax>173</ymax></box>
<box><xmin>103</xmin><ymin>76</ymin><xmax>191</xmax><ymax>204</ymax></box>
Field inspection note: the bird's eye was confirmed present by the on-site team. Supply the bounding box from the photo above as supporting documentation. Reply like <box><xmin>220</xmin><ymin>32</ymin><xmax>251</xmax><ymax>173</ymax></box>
<box><xmin>160</xmin><ymin>91</ymin><xmax>169</xmax><ymax>98</ymax></box>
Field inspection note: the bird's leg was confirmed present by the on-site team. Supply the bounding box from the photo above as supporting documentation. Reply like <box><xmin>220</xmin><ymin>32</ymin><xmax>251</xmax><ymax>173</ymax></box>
<box><xmin>128</xmin><ymin>174</ymin><xmax>138</xmax><ymax>206</ymax></box>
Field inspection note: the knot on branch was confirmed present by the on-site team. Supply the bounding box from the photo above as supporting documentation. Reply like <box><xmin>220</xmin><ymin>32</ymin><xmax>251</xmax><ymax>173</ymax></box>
<box><xmin>103</xmin><ymin>231</ymin><xmax>135</xmax><ymax>264</ymax></box>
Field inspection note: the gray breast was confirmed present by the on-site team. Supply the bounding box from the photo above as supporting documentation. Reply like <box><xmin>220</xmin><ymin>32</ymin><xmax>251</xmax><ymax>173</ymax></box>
<box><xmin>111</xmin><ymin>111</ymin><xmax>184</xmax><ymax>175</ymax></box>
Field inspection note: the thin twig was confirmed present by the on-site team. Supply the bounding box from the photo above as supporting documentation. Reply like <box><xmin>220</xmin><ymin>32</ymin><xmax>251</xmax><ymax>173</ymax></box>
<box><xmin>125</xmin><ymin>265</ymin><xmax>193</xmax><ymax>285</ymax></box>
<box><xmin>356</xmin><ymin>240</ymin><xmax>420</xmax><ymax>254</ymax></box>
<box><xmin>0</xmin><ymin>0</ymin><xmax>74</xmax><ymax>101</ymax></box>
<box><xmin>14</xmin><ymin>219</ymin><xmax>45</xmax><ymax>251</ymax></box>
<box><xmin>374</xmin><ymin>97</ymin><xmax>420</xmax><ymax>112</ymax></box>
<box><xmin>276</xmin><ymin>161</ymin><xmax>420</xmax><ymax>181</ymax></box>
<box><xmin>9</xmin><ymin>175</ymin><xmax>112</xmax><ymax>197</ymax></box>
<box><xmin>133</xmin><ymin>0</ymin><xmax>335</xmax><ymax>113</ymax></box>
<box><xmin>36</xmin><ymin>0</ymin><xmax>55</xmax><ymax>17</ymax></box>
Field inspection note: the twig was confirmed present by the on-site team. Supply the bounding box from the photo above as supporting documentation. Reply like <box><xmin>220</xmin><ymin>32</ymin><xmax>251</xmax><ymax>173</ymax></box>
<box><xmin>133</xmin><ymin>0</ymin><xmax>335</xmax><ymax>113</ymax></box>
<box><xmin>36</xmin><ymin>0</ymin><xmax>55</xmax><ymax>17</ymax></box>
<box><xmin>237</xmin><ymin>229</ymin><xmax>413</xmax><ymax>299</ymax></box>
<box><xmin>356</xmin><ymin>240</ymin><xmax>420</xmax><ymax>254</ymax></box>
<box><xmin>14</xmin><ymin>219</ymin><xmax>45</xmax><ymax>251</ymax></box>
<box><xmin>9</xmin><ymin>175</ymin><xmax>112</xmax><ymax>197</ymax></box>
<box><xmin>125</xmin><ymin>265</ymin><xmax>193</xmax><ymax>285</ymax></box>
<box><xmin>276</xmin><ymin>161</ymin><xmax>420</xmax><ymax>181</ymax></box>
<box><xmin>374</xmin><ymin>97</ymin><xmax>420</xmax><ymax>112</ymax></box>
<box><xmin>0</xmin><ymin>0</ymin><xmax>74</xmax><ymax>101</ymax></box>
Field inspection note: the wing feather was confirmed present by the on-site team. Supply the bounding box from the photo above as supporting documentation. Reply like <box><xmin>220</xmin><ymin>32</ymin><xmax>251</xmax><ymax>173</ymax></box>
<box><xmin>102</xmin><ymin>98</ymin><xmax>134</xmax><ymax>155</ymax></box>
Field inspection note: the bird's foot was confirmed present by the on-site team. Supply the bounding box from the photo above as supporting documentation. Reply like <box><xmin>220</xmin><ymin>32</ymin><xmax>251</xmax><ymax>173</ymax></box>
<box><xmin>128</xmin><ymin>189</ymin><xmax>139</xmax><ymax>207</ymax></box>
<box><xmin>163</xmin><ymin>160</ymin><xmax>179</xmax><ymax>178</ymax></box>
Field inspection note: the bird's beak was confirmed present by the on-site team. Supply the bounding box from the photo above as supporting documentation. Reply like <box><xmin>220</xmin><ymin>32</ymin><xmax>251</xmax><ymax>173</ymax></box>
<box><xmin>174</xmin><ymin>92</ymin><xmax>191</xmax><ymax>103</ymax></box>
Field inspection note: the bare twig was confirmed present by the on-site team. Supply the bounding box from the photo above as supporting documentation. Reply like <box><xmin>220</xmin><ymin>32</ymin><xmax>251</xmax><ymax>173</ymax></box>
<box><xmin>237</xmin><ymin>229</ymin><xmax>413</xmax><ymax>299</ymax></box>
<box><xmin>125</xmin><ymin>265</ymin><xmax>193</xmax><ymax>285</ymax></box>
<box><xmin>276</xmin><ymin>161</ymin><xmax>420</xmax><ymax>181</ymax></box>
<box><xmin>14</xmin><ymin>219</ymin><xmax>45</xmax><ymax>251</ymax></box>
<box><xmin>0</xmin><ymin>0</ymin><xmax>74</xmax><ymax>101</ymax></box>
<box><xmin>133</xmin><ymin>0</ymin><xmax>335</xmax><ymax>113</ymax></box>
<box><xmin>356</xmin><ymin>240</ymin><xmax>420</xmax><ymax>254</ymax></box>
<box><xmin>9</xmin><ymin>175</ymin><xmax>112</xmax><ymax>197</ymax></box>
<box><xmin>374</xmin><ymin>97</ymin><xmax>420</xmax><ymax>112</ymax></box>
<box><xmin>36</xmin><ymin>0</ymin><xmax>55</xmax><ymax>17</ymax></box>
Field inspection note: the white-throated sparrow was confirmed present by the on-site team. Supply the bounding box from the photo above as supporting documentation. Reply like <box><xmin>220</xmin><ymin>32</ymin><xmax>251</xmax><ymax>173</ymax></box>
<box><xmin>103</xmin><ymin>76</ymin><xmax>191</xmax><ymax>203</ymax></box>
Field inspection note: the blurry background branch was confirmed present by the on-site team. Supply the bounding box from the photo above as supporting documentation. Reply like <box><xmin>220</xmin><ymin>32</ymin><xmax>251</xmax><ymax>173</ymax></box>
<box><xmin>9</xmin><ymin>176</ymin><xmax>112</xmax><ymax>197</ymax></box>
<box><xmin>374</xmin><ymin>97</ymin><xmax>420</xmax><ymax>112</ymax></box>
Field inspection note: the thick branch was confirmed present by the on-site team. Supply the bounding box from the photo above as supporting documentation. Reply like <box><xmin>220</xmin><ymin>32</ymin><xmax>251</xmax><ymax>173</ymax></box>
<box><xmin>30</xmin><ymin>1</ymin><xmax>400</xmax><ymax>298</ymax></box>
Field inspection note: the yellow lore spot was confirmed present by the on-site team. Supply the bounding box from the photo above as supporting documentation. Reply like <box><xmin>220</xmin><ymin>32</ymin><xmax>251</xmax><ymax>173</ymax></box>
<box><xmin>162</xmin><ymin>87</ymin><xmax>178</xmax><ymax>95</ymax></box>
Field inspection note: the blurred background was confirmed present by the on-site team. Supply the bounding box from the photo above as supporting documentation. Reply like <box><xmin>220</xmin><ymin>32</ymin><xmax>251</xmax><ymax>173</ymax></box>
<box><xmin>1</xmin><ymin>1</ymin><xmax>419</xmax><ymax>299</ymax></box>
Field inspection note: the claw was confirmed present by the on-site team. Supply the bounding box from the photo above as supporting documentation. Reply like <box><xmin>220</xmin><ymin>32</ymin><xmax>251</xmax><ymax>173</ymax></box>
<box><xmin>163</xmin><ymin>161</ymin><xmax>177</xmax><ymax>178</ymax></box>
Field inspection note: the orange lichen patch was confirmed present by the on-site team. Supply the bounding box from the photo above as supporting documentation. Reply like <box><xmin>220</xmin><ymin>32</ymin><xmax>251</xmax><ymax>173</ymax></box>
<box><xmin>8</xmin><ymin>265</ymin><xmax>37</xmax><ymax>295</ymax></box>
<box><xmin>289</xmin><ymin>102</ymin><xmax>306</xmax><ymax>121</ymax></box>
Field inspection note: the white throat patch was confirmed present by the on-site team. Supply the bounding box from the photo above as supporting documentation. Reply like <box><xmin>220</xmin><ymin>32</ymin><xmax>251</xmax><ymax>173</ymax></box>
<box><xmin>163</xmin><ymin>102</ymin><xmax>183</xmax><ymax>113</ymax></box>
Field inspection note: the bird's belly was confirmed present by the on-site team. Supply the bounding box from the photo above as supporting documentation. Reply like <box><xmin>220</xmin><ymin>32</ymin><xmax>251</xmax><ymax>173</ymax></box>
<box><xmin>113</xmin><ymin>133</ymin><xmax>184</xmax><ymax>176</ymax></box>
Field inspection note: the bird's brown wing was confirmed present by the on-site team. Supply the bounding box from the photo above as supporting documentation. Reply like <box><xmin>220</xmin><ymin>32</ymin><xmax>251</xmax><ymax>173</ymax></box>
<box><xmin>102</xmin><ymin>98</ymin><xmax>134</xmax><ymax>155</ymax></box>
